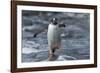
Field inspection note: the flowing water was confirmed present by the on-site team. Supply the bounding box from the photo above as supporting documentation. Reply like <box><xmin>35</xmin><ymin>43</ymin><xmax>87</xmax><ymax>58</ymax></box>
<box><xmin>22</xmin><ymin>10</ymin><xmax>90</xmax><ymax>62</ymax></box>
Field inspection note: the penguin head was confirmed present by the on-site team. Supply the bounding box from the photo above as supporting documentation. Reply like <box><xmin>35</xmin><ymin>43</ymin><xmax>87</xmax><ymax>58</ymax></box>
<box><xmin>51</xmin><ymin>18</ymin><xmax>58</xmax><ymax>25</ymax></box>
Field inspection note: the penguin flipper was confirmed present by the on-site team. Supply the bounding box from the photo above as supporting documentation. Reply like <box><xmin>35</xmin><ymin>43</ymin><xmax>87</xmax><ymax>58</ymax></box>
<box><xmin>33</xmin><ymin>33</ymin><xmax>38</xmax><ymax>38</ymax></box>
<box><xmin>33</xmin><ymin>29</ymin><xmax>42</xmax><ymax>38</ymax></box>
<box><xmin>33</xmin><ymin>27</ymin><xmax>48</xmax><ymax>38</ymax></box>
<box><xmin>59</xmin><ymin>24</ymin><xmax>66</xmax><ymax>27</ymax></box>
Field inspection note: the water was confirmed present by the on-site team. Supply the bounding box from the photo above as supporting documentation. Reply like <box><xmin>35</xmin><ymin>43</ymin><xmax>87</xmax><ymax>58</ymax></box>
<box><xmin>22</xmin><ymin>10</ymin><xmax>90</xmax><ymax>62</ymax></box>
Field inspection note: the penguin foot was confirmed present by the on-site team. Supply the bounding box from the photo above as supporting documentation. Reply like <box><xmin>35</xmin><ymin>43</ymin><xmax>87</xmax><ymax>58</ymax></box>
<box><xmin>48</xmin><ymin>54</ymin><xmax>58</xmax><ymax>61</ymax></box>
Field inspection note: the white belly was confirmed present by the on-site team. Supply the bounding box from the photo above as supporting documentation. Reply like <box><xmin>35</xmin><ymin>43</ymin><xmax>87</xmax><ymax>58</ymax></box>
<box><xmin>47</xmin><ymin>24</ymin><xmax>61</xmax><ymax>49</ymax></box>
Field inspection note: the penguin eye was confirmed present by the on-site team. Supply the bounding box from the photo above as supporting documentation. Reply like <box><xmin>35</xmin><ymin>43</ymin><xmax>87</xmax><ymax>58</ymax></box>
<box><xmin>51</xmin><ymin>18</ymin><xmax>58</xmax><ymax>25</ymax></box>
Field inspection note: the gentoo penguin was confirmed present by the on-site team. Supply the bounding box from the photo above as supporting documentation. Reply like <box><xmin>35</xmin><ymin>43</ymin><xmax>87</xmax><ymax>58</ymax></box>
<box><xmin>47</xmin><ymin>18</ymin><xmax>65</xmax><ymax>60</ymax></box>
